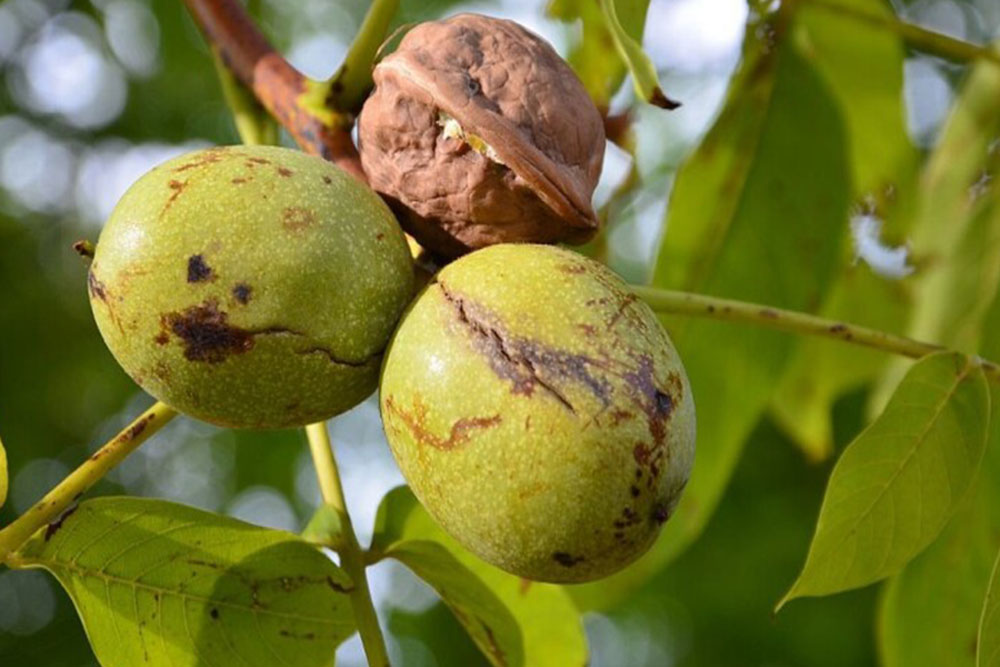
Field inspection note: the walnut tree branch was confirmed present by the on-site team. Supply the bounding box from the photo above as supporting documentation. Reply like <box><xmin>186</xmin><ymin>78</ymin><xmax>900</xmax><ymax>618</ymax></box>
<box><xmin>182</xmin><ymin>0</ymin><xmax>366</xmax><ymax>181</ymax></box>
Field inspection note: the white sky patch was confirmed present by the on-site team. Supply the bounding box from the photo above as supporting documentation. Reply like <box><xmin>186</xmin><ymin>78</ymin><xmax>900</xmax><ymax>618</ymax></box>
<box><xmin>0</xmin><ymin>123</ymin><xmax>76</xmax><ymax>214</ymax></box>
<box><xmin>850</xmin><ymin>214</ymin><xmax>914</xmax><ymax>278</ymax></box>
<box><xmin>287</xmin><ymin>33</ymin><xmax>349</xmax><ymax>80</ymax></box>
<box><xmin>903</xmin><ymin>57</ymin><xmax>953</xmax><ymax>145</ymax></box>
<box><xmin>904</xmin><ymin>0</ymin><xmax>968</xmax><ymax>40</ymax></box>
<box><xmin>644</xmin><ymin>0</ymin><xmax>747</xmax><ymax>73</ymax></box>
<box><xmin>103</xmin><ymin>0</ymin><xmax>161</xmax><ymax>78</ymax></box>
<box><xmin>593</xmin><ymin>140</ymin><xmax>634</xmax><ymax>211</ymax></box>
<box><xmin>10</xmin><ymin>11</ymin><xmax>127</xmax><ymax>129</ymax></box>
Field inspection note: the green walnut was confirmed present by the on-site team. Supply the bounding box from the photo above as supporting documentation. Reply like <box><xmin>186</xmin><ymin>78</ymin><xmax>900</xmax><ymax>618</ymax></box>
<box><xmin>379</xmin><ymin>244</ymin><xmax>695</xmax><ymax>582</ymax></box>
<box><xmin>88</xmin><ymin>145</ymin><xmax>414</xmax><ymax>429</ymax></box>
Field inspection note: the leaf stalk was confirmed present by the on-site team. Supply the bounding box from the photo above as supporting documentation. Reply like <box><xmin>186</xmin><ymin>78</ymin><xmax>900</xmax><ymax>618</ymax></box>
<box><xmin>0</xmin><ymin>401</ymin><xmax>177</xmax><ymax>563</ymax></box>
<box><xmin>305</xmin><ymin>422</ymin><xmax>391</xmax><ymax>667</ymax></box>
<box><xmin>631</xmin><ymin>285</ymin><xmax>1000</xmax><ymax>380</ymax></box>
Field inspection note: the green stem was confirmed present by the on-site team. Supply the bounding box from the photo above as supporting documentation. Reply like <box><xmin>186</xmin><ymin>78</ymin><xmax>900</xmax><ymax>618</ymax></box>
<box><xmin>211</xmin><ymin>48</ymin><xmax>278</xmax><ymax>145</ymax></box>
<box><xmin>0</xmin><ymin>402</ymin><xmax>177</xmax><ymax>563</ymax></box>
<box><xmin>305</xmin><ymin>422</ymin><xmax>390</xmax><ymax>667</ymax></box>
<box><xmin>325</xmin><ymin>0</ymin><xmax>400</xmax><ymax>114</ymax></box>
<box><xmin>631</xmin><ymin>285</ymin><xmax>1000</xmax><ymax>379</ymax></box>
<box><xmin>805</xmin><ymin>0</ymin><xmax>1000</xmax><ymax>67</ymax></box>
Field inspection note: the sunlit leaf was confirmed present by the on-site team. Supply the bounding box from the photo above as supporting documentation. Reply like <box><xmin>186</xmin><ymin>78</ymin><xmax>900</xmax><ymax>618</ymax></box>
<box><xmin>899</xmin><ymin>52</ymin><xmax>1000</xmax><ymax>356</ymax></box>
<box><xmin>301</xmin><ymin>503</ymin><xmax>347</xmax><ymax>551</ymax></box>
<box><xmin>10</xmin><ymin>497</ymin><xmax>355</xmax><ymax>667</ymax></box>
<box><xmin>386</xmin><ymin>541</ymin><xmax>522</xmax><ymax>666</ymax></box>
<box><xmin>878</xmin><ymin>396</ymin><xmax>1000</xmax><ymax>667</ymax></box>
<box><xmin>873</xmin><ymin>49</ymin><xmax>1000</xmax><ymax>411</ymax></box>
<box><xmin>796</xmin><ymin>0</ymin><xmax>916</xmax><ymax>196</ymax></box>
<box><xmin>326</xmin><ymin>0</ymin><xmax>401</xmax><ymax>114</ymax></box>
<box><xmin>370</xmin><ymin>486</ymin><xmax>587</xmax><ymax>666</ymax></box>
<box><xmin>770</xmin><ymin>0</ymin><xmax>917</xmax><ymax>460</ymax></box>
<box><xmin>780</xmin><ymin>352</ymin><xmax>991</xmax><ymax>607</ymax></box>
<box><xmin>547</xmin><ymin>0</ymin><xmax>652</xmax><ymax>108</ymax></box>
<box><xmin>572</xmin><ymin>9</ymin><xmax>851</xmax><ymax>610</ymax></box>
<box><xmin>0</xmin><ymin>432</ymin><xmax>6</xmax><ymax>510</ymax></box>
<box><xmin>596</xmin><ymin>0</ymin><xmax>676</xmax><ymax>108</ymax></box>
<box><xmin>877</xmin><ymin>278</ymin><xmax>1000</xmax><ymax>666</ymax></box>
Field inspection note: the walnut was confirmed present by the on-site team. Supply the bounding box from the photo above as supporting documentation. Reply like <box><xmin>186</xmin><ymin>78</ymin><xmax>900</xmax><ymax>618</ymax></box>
<box><xmin>357</xmin><ymin>13</ymin><xmax>606</xmax><ymax>258</ymax></box>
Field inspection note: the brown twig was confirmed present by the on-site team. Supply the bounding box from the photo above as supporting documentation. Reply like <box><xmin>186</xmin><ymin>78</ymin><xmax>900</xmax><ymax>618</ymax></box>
<box><xmin>182</xmin><ymin>0</ymin><xmax>366</xmax><ymax>181</ymax></box>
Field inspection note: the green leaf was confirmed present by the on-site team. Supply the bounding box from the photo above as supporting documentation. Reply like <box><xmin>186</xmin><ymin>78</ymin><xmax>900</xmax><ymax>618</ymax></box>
<box><xmin>370</xmin><ymin>486</ymin><xmax>587</xmax><ymax>666</ymax></box>
<box><xmin>980</xmin><ymin>544</ymin><xmax>1000</xmax><ymax>667</ymax></box>
<box><xmin>904</xmin><ymin>52</ymin><xmax>1000</xmax><ymax>352</ymax></box>
<box><xmin>328</xmin><ymin>0</ymin><xmax>401</xmax><ymax>113</ymax></box>
<box><xmin>780</xmin><ymin>352</ymin><xmax>991</xmax><ymax>608</ymax></box>
<box><xmin>385</xmin><ymin>540</ymin><xmax>522</xmax><ymax>666</ymax></box>
<box><xmin>547</xmin><ymin>0</ymin><xmax>653</xmax><ymax>108</ymax></box>
<box><xmin>211</xmin><ymin>50</ymin><xmax>278</xmax><ymax>147</ymax></box>
<box><xmin>880</xmin><ymin>499</ymin><xmax>994</xmax><ymax>667</ymax></box>
<box><xmin>596</xmin><ymin>0</ymin><xmax>676</xmax><ymax>108</ymax></box>
<box><xmin>301</xmin><ymin>504</ymin><xmax>348</xmax><ymax>552</ymax></box>
<box><xmin>0</xmin><ymin>432</ymin><xmax>6</xmax><ymax>510</ymax></box>
<box><xmin>878</xmin><ymin>393</ymin><xmax>1000</xmax><ymax>667</ymax></box>
<box><xmin>796</xmin><ymin>0</ymin><xmax>916</xmax><ymax>196</ymax></box>
<box><xmin>10</xmin><ymin>497</ymin><xmax>355</xmax><ymax>667</ymax></box>
<box><xmin>769</xmin><ymin>0</ymin><xmax>917</xmax><ymax>461</ymax></box>
<box><xmin>872</xmin><ymin>48</ymin><xmax>1000</xmax><ymax>411</ymax></box>
<box><xmin>771</xmin><ymin>266</ymin><xmax>909</xmax><ymax>461</ymax></box>
<box><xmin>909</xmin><ymin>51</ymin><xmax>1000</xmax><ymax>262</ymax></box>
<box><xmin>573</xmin><ymin>9</ymin><xmax>851</xmax><ymax>610</ymax></box>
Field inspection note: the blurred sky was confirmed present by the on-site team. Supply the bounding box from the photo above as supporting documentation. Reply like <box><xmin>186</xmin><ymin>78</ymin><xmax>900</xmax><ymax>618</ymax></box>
<box><xmin>0</xmin><ymin>1</ymin><xmax>999</xmax><ymax>665</ymax></box>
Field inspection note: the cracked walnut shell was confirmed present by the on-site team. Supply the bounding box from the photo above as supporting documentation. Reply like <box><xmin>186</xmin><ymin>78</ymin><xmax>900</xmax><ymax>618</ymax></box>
<box><xmin>358</xmin><ymin>13</ymin><xmax>606</xmax><ymax>258</ymax></box>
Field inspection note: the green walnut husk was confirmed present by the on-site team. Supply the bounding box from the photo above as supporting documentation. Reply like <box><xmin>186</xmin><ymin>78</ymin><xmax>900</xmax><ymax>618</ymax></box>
<box><xmin>379</xmin><ymin>244</ymin><xmax>696</xmax><ymax>582</ymax></box>
<box><xmin>89</xmin><ymin>145</ymin><xmax>414</xmax><ymax>429</ymax></box>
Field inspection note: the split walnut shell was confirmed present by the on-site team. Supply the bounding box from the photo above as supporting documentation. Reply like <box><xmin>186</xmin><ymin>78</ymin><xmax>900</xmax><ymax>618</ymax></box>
<box><xmin>358</xmin><ymin>13</ymin><xmax>606</xmax><ymax>258</ymax></box>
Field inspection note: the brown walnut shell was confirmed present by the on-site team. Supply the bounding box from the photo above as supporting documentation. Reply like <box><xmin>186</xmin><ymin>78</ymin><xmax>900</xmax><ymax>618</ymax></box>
<box><xmin>357</xmin><ymin>13</ymin><xmax>606</xmax><ymax>258</ymax></box>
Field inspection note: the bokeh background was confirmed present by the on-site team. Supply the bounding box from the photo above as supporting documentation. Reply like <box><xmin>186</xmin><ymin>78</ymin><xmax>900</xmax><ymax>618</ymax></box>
<box><xmin>0</xmin><ymin>0</ymin><xmax>997</xmax><ymax>665</ymax></box>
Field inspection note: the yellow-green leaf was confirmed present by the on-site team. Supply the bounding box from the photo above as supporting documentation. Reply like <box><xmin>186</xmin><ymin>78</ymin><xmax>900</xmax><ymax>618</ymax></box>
<box><xmin>370</xmin><ymin>486</ymin><xmax>586</xmax><ymax>666</ymax></box>
<box><xmin>873</xmin><ymin>47</ymin><xmax>1000</xmax><ymax>412</ymax></box>
<box><xmin>878</xmin><ymin>398</ymin><xmax>1000</xmax><ymax>667</ymax></box>
<box><xmin>301</xmin><ymin>503</ymin><xmax>347</xmax><ymax>552</ymax></box>
<box><xmin>796</xmin><ymin>0</ymin><xmax>917</xmax><ymax>196</ymax></box>
<box><xmin>548</xmin><ymin>0</ymin><xmax>652</xmax><ymax>108</ymax></box>
<box><xmin>0</xmin><ymin>432</ymin><xmax>6</xmax><ymax>510</ymax></box>
<box><xmin>10</xmin><ymin>497</ymin><xmax>355</xmax><ymax>667</ymax></box>
<box><xmin>780</xmin><ymin>352</ymin><xmax>991</xmax><ymax>608</ymax></box>
<box><xmin>386</xmin><ymin>540</ymin><xmax>522</xmax><ymax>666</ymax></box>
<box><xmin>596</xmin><ymin>0</ymin><xmax>676</xmax><ymax>108</ymax></box>
<box><xmin>770</xmin><ymin>0</ymin><xmax>917</xmax><ymax>461</ymax></box>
